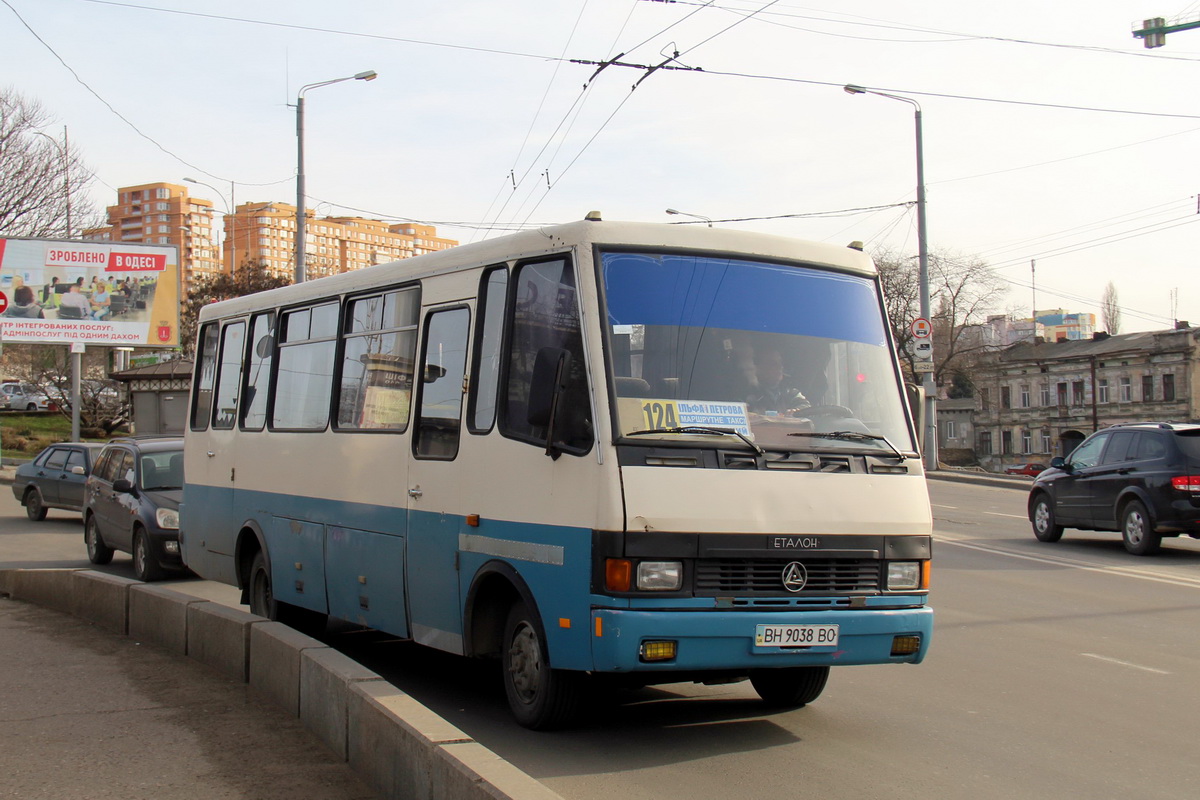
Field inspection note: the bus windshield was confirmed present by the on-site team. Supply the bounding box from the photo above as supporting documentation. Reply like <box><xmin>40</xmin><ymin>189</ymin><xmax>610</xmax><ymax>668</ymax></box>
<box><xmin>602</xmin><ymin>250</ymin><xmax>916</xmax><ymax>455</ymax></box>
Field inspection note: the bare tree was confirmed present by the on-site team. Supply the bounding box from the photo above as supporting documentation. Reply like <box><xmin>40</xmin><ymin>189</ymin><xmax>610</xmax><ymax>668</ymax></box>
<box><xmin>179</xmin><ymin>259</ymin><xmax>291</xmax><ymax>358</ymax></box>
<box><xmin>874</xmin><ymin>247</ymin><xmax>1007</xmax><ymax>393</ymax></box>
<box><xmin>1101</xmin><ymin>281</ymin><xmax>1121</xmax><ymax>334</ymax></box>
<box><xmin>0</xmin><ymin>88</ymin><xmax>97</xmax><ymax>238</ymax></box>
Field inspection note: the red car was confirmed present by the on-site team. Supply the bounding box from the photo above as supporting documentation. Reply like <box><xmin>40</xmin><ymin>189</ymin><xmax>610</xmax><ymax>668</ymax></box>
<box><xmin>1005</xmin><ymin>462</ymin><xmax>1047</xmax><ymax>477</ymax></box>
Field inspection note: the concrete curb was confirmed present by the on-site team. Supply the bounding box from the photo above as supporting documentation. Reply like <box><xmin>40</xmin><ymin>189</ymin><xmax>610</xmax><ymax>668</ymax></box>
<box><xmin>0</xmin><ymin>568</ymin><xmax>564</xmax><ymax>800</ymax></box>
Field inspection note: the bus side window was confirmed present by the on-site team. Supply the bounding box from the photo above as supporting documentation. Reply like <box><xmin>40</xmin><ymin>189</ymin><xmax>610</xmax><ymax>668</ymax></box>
<box><xmin>500</xmin><ymin>258</ymin><xmax>593</xmax><ymax>454</ymax></box>
<box><xmin>190</xmin><ymin>323</ymin><xmax>220</xmax><ymax>431</ymax></box>
<box><xmin>468</xmin><ymin>266</ymin><xmax>507</xmax><ymax>434</ymax></box>
<box><xmin>213</xmin><ymin>321</ymin><xmax>246</xmax><ymax>430</ymax></box>
<box><xmin>240</xmin><ymin>312</ymin><xmax>275</xmax><ymax>431</ymax></box>
<box><xmin>273</xmin><ymin>303</ymin><xmax>339</xmax><ymax>431</ymax></box>
<box><xmin>414</xmin><ymin>307</ymin><xmax>470</xmax><ymax>459</ymax></box>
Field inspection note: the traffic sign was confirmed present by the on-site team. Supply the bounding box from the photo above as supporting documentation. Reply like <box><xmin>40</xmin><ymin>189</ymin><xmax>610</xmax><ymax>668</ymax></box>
<box><xmin>913</xmin><ymin>360</ymin><xmax>935</xmax><ymax>373</ymax></box>
<box><xmin>0</xmin><ymin>290</ymin><xmax>8</xmax><ymax>315</ymax></box>
<box><xmin>911</xmin><ymin>317</ymin><xmax>931</xmax><ymax>338</ymax></box>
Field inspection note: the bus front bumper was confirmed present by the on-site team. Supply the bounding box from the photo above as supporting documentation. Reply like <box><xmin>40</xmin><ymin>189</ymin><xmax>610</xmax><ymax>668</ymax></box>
<box><xmin>589</xmin><ymin>605</ymin><xmax>933</xmax><ymax>672</ymax></box>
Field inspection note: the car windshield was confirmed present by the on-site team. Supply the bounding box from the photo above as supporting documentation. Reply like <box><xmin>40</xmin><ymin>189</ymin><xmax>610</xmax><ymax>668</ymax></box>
<box><xmin>140</xmin><ymin>450</ymin><xmax>184</xmax><ymax>491</ymax></box>
<box><xmin>602</xmin><ymin>251</ymin><xmax>915</xmax><ymax>455</ymax></box>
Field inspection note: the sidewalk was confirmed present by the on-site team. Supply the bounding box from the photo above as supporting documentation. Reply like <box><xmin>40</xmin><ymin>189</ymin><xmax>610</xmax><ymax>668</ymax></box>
<box><xmin>0</xmin><ymin>595</ymin><xmax>377</xmax><ymax>800</ymax></box>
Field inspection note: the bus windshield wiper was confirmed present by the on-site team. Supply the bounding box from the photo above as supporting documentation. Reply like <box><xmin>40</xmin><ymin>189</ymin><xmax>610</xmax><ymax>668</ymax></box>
<box><xmin>628</xmin><ymin>426</ymin><xmax>764</xmax><ymax>457</ymax></box>
<box><xmin>787</xmin><ymin>430</ymin><xmax>910</xmax><ymax>461</ymax></box>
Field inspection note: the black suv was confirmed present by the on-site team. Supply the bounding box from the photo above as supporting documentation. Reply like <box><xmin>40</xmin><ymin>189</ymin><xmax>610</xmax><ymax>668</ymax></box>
<box><xmin>1028</xmin><ymin>422</ymin><xmax>1200</xmax><ymax>555</ymax></box>
<box><xmin>83</xmin><ymin>436</ymin><xmax>185</xmax><ymax>581</ymax></box>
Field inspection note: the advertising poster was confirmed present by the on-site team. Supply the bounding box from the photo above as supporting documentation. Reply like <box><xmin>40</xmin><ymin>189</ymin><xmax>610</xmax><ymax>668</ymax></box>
<box><xmin>0</xmin><ymin>237</ymin><xmax>180</xmax><ymax>347</ymax></box>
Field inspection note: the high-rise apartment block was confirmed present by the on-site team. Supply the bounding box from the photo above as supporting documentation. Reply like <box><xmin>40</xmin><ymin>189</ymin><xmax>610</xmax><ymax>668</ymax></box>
<box><xmin>84</xmin><ymin>181</ymin><xmax>221</xmax><ymax>297</ymax></box>
<box><xmin>86</xmin><ymin>182</ymin><xmax>458</xmax><ymax>294</ymax></box>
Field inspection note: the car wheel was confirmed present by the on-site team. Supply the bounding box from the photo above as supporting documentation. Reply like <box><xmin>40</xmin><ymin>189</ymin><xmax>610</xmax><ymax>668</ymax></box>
<box><xmin>23</xmin><ymin>488</ymin><xmax>47</xmax><ymax>521</ymax></box>
<box><xmin>85</xmin><ymin>515</ymin><xmax>114</xmax><ymax>565</ymax></box>
<box><xmin>1031</xmin><ymin>494</ymin><xmax>1064</xmax><ymax>543</ymax></box>
<box><xmin>132</xmin><ymin>528</ymin><xmax>166</xmax><ymax>582</ymax></box>
<box><xmin>751</xmin><ymin>665</ymin><xmax>831</xmax><ymax>707</ymax></box>
<box><xmin>25</xmin><ymin>403</ymin><xmax>36</xmax><ymax>411</ymax></box>
<box><xmin>1121</xmin><ymin>500</ymin><xmax>1161</xmax><ymax>555</ymax></box>
<box><xmin>502</xmin><ymin>600</ymin><xmax>584</xmax><ymax>730</ymax></box>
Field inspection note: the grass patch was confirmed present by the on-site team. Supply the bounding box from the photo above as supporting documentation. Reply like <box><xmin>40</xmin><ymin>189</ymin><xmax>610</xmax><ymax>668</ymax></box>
<box><xmin>0</xmin><ymin>413</ymin><xmax>111</xmax><ymax>459</ymax></box>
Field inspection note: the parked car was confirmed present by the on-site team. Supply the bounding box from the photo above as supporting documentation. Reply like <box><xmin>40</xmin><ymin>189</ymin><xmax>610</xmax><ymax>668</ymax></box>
<box><xmin>11</xmin><ymin>443</ymin><xmax>106</xmax><ymax>520</ymax></box>
<box><xmin>1027</xmin><ymin>422</ymin><xmax>1200</xmax><ymax>555</ymax></box>
<box><xmin>1004</xmin><ymin>462</ymin><xmax>1047</xmax><ymax>477</ymax></box>
<box><xmin>83</xmin><ymin>436</ymin><xmax>185</xmax><ymax>581</ymax></box>
<box><xmin>0</xmin><ymin>381</ymin><xmax>52</xmax><ymax>411</ymax></box>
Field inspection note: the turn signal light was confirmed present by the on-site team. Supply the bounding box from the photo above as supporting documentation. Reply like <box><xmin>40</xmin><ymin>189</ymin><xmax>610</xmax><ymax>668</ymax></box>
<box><xmin>891</xmin><ymin>635</ymin><xmax>921</xmax><ymax>656</ymax></box>
<box><xmin>605</xmin><ymin>559</ymin><xmax>632</xmax><ymax>592</ymax></box>
<box><xmin>640</xmin><ymin>640</ymin><xmax>677</xmax><ymax>662</ymax></box>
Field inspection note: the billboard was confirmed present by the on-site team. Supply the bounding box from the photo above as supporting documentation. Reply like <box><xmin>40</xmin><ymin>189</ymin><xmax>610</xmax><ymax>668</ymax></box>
<box><xmin>0</xmin><ymin>237</ymin><xmax>180</xmax><ymax>346</ymax></box>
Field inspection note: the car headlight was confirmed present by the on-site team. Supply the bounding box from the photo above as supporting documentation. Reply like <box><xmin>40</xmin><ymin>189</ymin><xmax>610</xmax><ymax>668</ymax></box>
<box><xmin>156</xmin><ymin>508</ymin><xmax>180</xmax><ymax>530</ymax></box>
<box><xmin>636</xmin><ymin>561</ymin><xmax>683</xmax><ymax>591</ymax></box>
<box><xmin>887</xmin><ymin>561</ymin><xmax>923</xmax><ymax>590</ymax></box>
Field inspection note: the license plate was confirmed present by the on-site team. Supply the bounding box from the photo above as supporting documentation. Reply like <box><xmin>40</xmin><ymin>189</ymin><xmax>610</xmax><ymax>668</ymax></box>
<box><xmin>755</xmin><ymin>624</ymin><xmax>839</xmax><ymax>648</ymax></box>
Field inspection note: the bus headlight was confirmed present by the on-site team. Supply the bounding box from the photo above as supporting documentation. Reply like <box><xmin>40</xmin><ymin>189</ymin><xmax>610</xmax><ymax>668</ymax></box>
<box><xmin>156</xmin><ymin>508</ymin><xmax>180</xmax><ymax>530</ymax></box>
<box><xmin>636</xmin><ymin>561</ymin><xmax>682</xmax><ymax>591</ymax></box>
<box><xmin>887</xmin><ymin>561</ymin><xmax>921</xmax><ymax>590</ymax></box>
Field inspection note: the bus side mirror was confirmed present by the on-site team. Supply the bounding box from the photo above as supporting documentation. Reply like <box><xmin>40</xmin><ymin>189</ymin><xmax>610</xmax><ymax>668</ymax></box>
<box><xmin>528</xmin><ymin>347</ymin><xmax>571</xmax><ymax>458</ymax></box>
<box><xmin>905</xmin><ymin>382</ymin><xmax>925</xmax><ymax>449</ymax></box>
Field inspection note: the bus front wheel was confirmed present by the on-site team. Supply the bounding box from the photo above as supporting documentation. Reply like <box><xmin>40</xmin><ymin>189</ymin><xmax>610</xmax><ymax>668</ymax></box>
<box><xmin>751</xmin><ymin>665</ymin><xmax>830</xmax><ymax>707</ymax></box>
<box><xmin>502</xmin><ymin>601</ymin><xmax>583</xmax><ymax>730</ymax></box>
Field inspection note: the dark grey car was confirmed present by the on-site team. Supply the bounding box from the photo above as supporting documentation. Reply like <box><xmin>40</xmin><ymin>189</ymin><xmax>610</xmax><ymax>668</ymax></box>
<box><xmin>1028</xmin><ymin>422</ymin><xmax>1200</xmax><ymax>555</ymax></box>
<box><xmin>84</xmin><ymin>437</ymin><xmax>185</xmax><ymax>581</ymax></box>
<box><xmin>12</xmin><ymin>443</ymin><xmax>105</xmax><ymax>521</ymax></box>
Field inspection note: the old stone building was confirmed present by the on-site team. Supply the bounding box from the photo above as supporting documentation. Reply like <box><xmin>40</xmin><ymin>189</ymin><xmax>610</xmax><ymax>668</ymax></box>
<box><xmin>970</xmin><ymin>325</ymin><xmax>1200</xmax><ymax>471</ymax></box>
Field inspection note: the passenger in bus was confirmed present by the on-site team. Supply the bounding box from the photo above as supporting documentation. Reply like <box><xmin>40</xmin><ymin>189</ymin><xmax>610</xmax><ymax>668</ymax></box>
<box><xmin>746</xmin><ymin>348</ymin><xmax>809</xmax><ymax>415</ymax></box>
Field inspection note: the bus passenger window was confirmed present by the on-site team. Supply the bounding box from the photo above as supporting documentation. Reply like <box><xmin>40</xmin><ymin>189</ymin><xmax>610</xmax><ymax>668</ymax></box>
<box><xmin>337</xmin><ymin>288</ymin><xmax>420</xmax><ymax>431</ymax></box>
<box><xmin>415</xmin><ymin>307</ymin><xmax>470</xmax><ymax>459</ymax></box>
<box><xmin>469</xmin><ymin>267</ymin><xmax>507</xmax><ymax>433</ymax></box>
<box><xmin>273</xmin><ymin>302</ymin><xmax>338</xmax><ymax>430</ymax></box>
<box><xmin>213</xmin><ymin>321</ymin><xmax>245</xmax><ymax>430</ymax></box>
<box><xmin>190</xmin><ymin>324</ymin><xmax>220</xmax><ymax>431</ymax></box>
<box><xmin>240</xmin><ymin>312</ymin><xmax>274</xmax><ymax>430</ymax></box>
<box><xmin>501</xmin><ymin>259</ymin><xmax>593</xmax><ymax>454</ymax></box>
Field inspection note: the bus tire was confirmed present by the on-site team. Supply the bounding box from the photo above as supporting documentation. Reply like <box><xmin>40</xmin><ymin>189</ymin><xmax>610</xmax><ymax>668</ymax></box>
<box><xmin>502</xmin><ymin>601</ymin><xmax>583</xmax><ymax>730</ymax></box>
<box><xmin>751</xmin><ymin>665</ymin><xmax>830</xmax><ymax>707</ymax></box>
<box><xmin>247</xmin><ymin>551</ymin><xmax>326</xmax><ymax>635</ymax></box>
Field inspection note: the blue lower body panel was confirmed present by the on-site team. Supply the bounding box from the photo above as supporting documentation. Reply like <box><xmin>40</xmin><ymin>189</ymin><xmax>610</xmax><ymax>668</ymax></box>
<box><xmin>590</xmin><ymin>605</ymin><xmax>932</xmax><ymax>672</ymax></box>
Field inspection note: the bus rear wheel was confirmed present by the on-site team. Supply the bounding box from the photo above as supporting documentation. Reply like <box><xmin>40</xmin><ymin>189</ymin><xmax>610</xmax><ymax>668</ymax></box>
<box><xmin>751</xmin><ymin>665</ymin><xmax>830</xmax><ymax>707</ymax></box>
<box><xmin>247</xmin><ymin>551</ymin><xmax>327</xmax><ymax>635</ymax></box>
<box><xmin>502</xmin><ymin>601</ymin><xmax>583</xmax><ymax>730</ymax></box>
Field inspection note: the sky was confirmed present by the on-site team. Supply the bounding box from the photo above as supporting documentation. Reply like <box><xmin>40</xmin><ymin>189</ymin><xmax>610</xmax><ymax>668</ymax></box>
<box><xmin>4</xmin><ymin>0</ymin><xmax>1200</xmax><ymax>334</ymax></box>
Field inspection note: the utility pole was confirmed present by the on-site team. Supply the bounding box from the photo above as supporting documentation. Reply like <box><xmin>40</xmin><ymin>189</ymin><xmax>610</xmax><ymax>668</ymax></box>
<box><xmin>1132</xmin><ymin>15</ymin><xmax>1200</xmax><ymax>48</ymax></box>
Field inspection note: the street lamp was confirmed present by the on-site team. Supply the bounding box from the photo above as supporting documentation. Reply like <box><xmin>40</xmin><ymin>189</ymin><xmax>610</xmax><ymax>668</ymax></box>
<box><xmin>665</xmin><ymin>208</ymin><xmax>712</xmax><ymax>227</ymax></box>
<box><xmin>184</xmin><ymin>177</ymin><xmax>236</xmax><ymax>270</ymax></box>
<box><xmin>294</xmin><ymin>69</ymin><xmax>377</xmax><ymax>284</ymax></box>
<box><xmin>34</xmin><ymin>128</ymin><xmax>71</xmax><ymax>237</ymax></box>
<box><xmin>843</xmin><ymin>83</ymin><xmax>936</xmax><ymax>471</ymax></box>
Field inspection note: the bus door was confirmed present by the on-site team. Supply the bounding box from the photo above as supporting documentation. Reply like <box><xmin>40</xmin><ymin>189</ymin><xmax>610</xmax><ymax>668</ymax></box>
<box><xmin>405</xmin><ymin>304</ymin><xmax>473</xmax><ymax>653</ymax></box>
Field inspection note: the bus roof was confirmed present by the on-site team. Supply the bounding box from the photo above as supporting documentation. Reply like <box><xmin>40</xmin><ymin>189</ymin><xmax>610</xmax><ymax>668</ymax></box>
<box><xmin>199</xmin><ymin>216</ymin><xmax>877</xmax><ymax>322</ymax></box>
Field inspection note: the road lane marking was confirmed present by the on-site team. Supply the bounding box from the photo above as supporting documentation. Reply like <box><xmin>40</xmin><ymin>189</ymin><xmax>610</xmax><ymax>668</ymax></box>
<box><xmin>932</xmin><ymin>504</ymin><xmax>957</xmax><ymax>509</ymax></box>
<box><xmin>983</xmin><ymin>511</ymin><xmax>1028</xmax><ymax>519</ymax></box>
<box><xmin>933</xmin><ymin>534</ymin><xmax>1200</xmax><ymax>590</ymax></box>
<box><xmin>1081</xmin><ymin>653</ymin><xmax>1170</xmax><ymax>675</ymax></box>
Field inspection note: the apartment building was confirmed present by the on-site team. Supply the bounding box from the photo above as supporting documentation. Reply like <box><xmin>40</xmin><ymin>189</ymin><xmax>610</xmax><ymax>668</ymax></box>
<box><xmin>83</xmin><ymin>182</ymin><xmax>221</xmax><ymax>297</ymax></box>
<box><xmin>222</xmin><ymin>202</ymin><xmax>458</xmax><ymax>281</ymax></box>
<box><xmin>970</xmin><ymin>325</ymin><xmax>1200</xmax><ymax>471</ymax></box>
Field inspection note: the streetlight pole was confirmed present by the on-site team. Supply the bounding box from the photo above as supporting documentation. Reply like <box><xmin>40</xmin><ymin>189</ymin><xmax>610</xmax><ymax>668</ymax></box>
<box><xmin>844</xmin><ymin>84</ymin><xmax>937</xmax><ymax>471</ymax></box>
<box><xmin>35</xmin><ymin>127</ymin><xmax>71</xmax><ymax>237</ymax></box>
<box><xmin>294</xmin><ymin>70</ymin><xmax>377</xmax><ymax>285</ymax></box>
<box><xmin>665</xmin><ymin>208</ymin><xmax>713</xmax><ymax>227</ymax></box>
<box><xmin>184</xmin><ymin>177</ymin><xmax>235</xmax><ymax>271</ymax></box>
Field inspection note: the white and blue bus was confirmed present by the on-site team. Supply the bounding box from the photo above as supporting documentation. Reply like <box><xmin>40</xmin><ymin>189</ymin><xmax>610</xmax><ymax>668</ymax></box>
<box><xmin>182</xmin><ymin>215</ymin><xmax>933</xmax><ymax>729</ymax></box>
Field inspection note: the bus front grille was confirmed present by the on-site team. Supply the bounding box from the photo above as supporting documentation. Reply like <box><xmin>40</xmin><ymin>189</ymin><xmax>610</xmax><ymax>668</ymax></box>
<box><xmin>694</xmin><ymin>558</ymin><xmax>881</xmax><ymax>594</ymax></box>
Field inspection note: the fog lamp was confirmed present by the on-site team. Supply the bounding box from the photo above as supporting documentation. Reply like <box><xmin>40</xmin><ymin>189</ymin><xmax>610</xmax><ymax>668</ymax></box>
<box><xmin>887</xmin><ymin>561</ymin><xmax>921</xmax><ymax>590</ymax></box>
<box><xmin>636</xmin><ymin>561</ymin><xmax>682</xmax><ymax>591</ymax></box>
<box><xmin>891</xmin><ymin>635</ymin><xmax>921</xmax><ymax>656</ymax></box>
<box><xmin>163</xmin><ymin>540</ymin><xmax>180</xmax><ymax>555</ymax></box>
<box><xmin>640</xmin><ymin>640</ymin><xmax>677</xmax><ymax>662</ymax></box>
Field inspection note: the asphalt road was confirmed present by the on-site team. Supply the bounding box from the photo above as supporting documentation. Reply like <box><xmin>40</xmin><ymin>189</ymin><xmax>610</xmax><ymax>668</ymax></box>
<box><xmin>5</xmin><ymin>480</ymin><xmax>1200</xmax><ymax>799</ymax></box>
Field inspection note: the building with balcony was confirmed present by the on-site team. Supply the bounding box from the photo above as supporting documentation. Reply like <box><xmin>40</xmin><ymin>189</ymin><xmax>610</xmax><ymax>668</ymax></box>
<box><xmin>83</xmin><ymin>182</ymin><xmax>221</xmax><ymax>298</ymax></box>
<box><xmin>969</xmin><ymin>325</ymin><xmax>1200</xmax><ymax>471</ymax></box>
